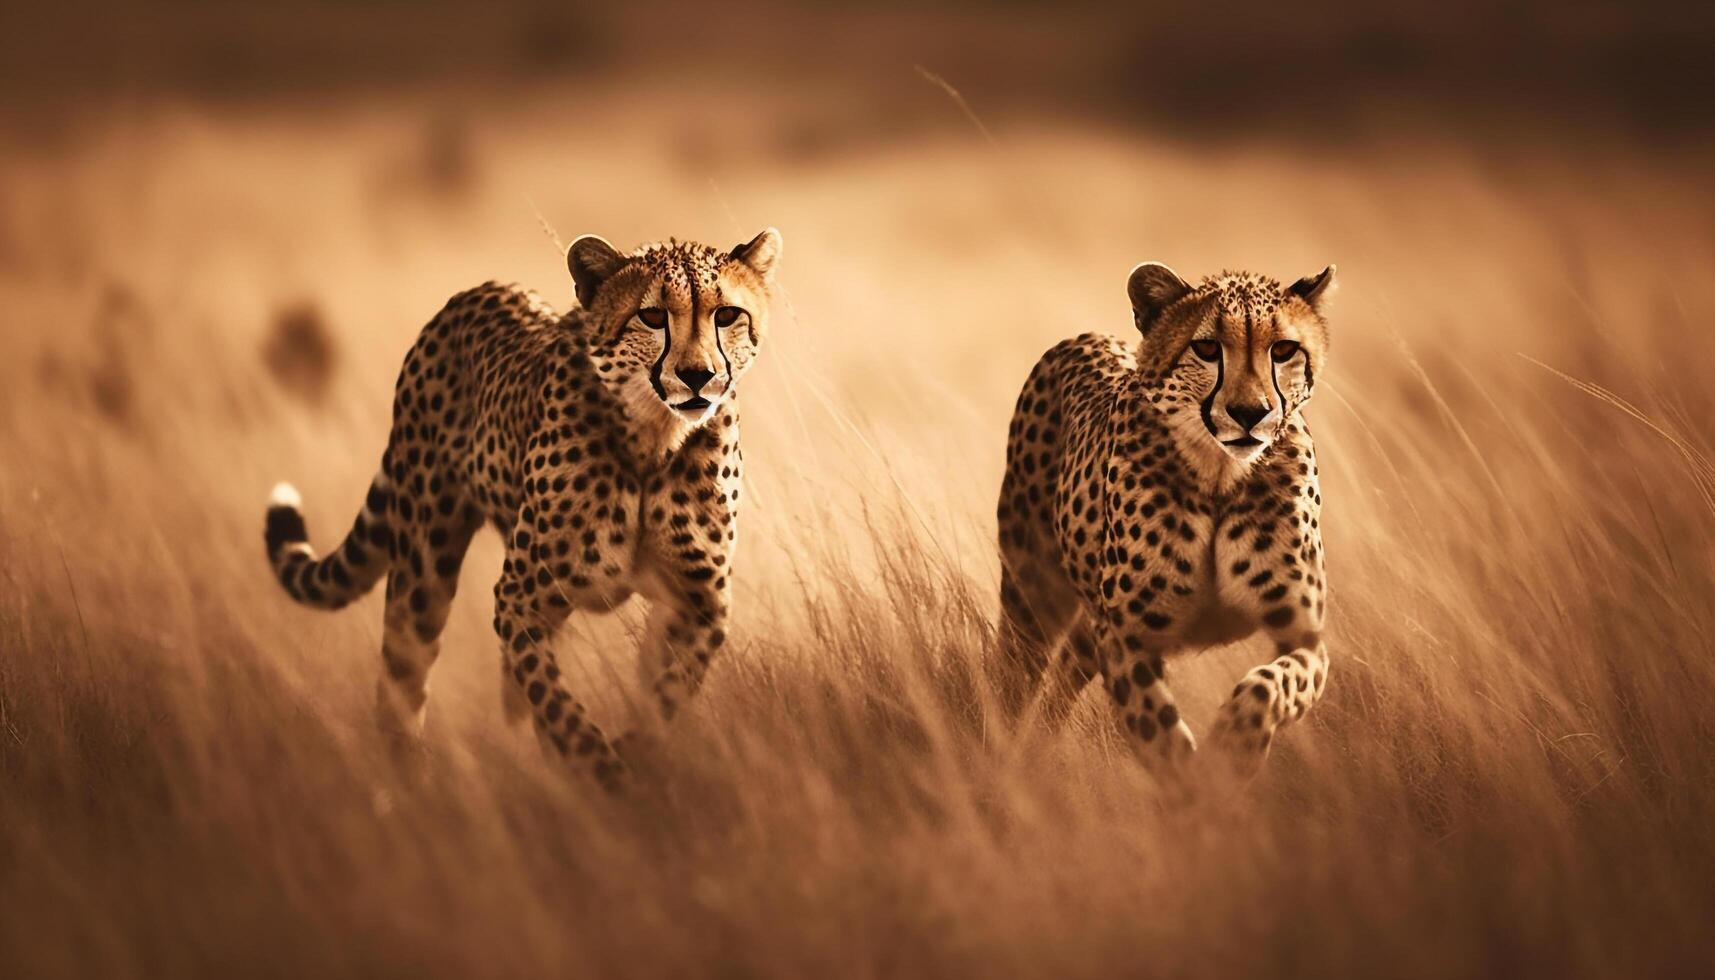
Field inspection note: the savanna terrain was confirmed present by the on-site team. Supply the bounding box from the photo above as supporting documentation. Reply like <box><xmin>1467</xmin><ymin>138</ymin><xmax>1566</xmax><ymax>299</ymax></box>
<box><xmin>3</xmin><ymin>3</ymin><xmax>1714</xmax><ymax>977</ymax></box>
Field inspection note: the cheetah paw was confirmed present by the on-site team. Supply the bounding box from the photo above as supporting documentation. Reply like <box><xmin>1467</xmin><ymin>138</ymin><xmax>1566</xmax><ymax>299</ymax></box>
<box><xmin>574</xmin><ymin>737</ymin><xmax>629</xmax><ymax>793</ymax></box>
<box><xmin>612</xmin><ymin>729</ymin><xmax>664</xmax><ymax>773</ymax></box>
<box><xmin>1208</xmin><ymin>689</ymin><xmax>1280</xmax><ymax>777</ymax></box>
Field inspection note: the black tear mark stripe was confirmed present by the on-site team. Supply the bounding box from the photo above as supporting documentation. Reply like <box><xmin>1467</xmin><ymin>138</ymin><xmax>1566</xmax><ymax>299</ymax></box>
<box><xmin>1271</xmin><ymin>344</ymin><xmax>1287</xmax><ymax>422</ymax></box>
<box><xmin>1200</xmin><ymin>323</ymin><xmax>1225</xmax><ymax>437</ymax></box>
<box><xmin>648</xmin><ymin>295</ymin><xmax>672</xmax><ymax>401</ymax></box>
<box><xmin>1271</xmin><ymin>343</ymin><xmax>1309</xmax><ymax>421</ymax></box>
<box><xmin>712</xmin><ymin>285</ymin><xmax>733</xmax><ymax>385</ymax></box>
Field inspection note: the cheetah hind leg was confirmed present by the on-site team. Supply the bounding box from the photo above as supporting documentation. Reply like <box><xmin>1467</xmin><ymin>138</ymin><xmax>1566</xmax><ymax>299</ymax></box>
<box><xmin>995</xmin><ymin>566</ymin><xmax>1083</xmax><ymax>720</ymax></box>
<box><xmin>1028</xmin><ymin>613</ymin><xmax>1101</xmax><ymax>725</ymax></box>
<box><xmin>1208</xmin><ymin>639</ymin><xmax>1330</xmax><ymax>777</ymax></box>
<box><xmin>373</xmin><ymin>508</ymin><xmax>480</xmax><ymax>745</ymax></box>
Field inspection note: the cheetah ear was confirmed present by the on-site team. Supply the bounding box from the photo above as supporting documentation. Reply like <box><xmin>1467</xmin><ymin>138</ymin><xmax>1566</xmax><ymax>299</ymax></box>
<box><xmin>730</xmin><ymin>227</ymin><xmax>782</xmax><ymax>281</ymax></box>
<box><xmin>1287</xmin><ymin>264</ymin><xmax>1337</xmax><ymax>310</ymax></box>
<box><xmin>567</xmin><ymin>235</ymin><xmax>626</xmax><ymax>308</ymax></box>
<box><xmin>1127</xmin><ymin>262</ymin><xmax>1192</xmax><ymax>332</ymax></box>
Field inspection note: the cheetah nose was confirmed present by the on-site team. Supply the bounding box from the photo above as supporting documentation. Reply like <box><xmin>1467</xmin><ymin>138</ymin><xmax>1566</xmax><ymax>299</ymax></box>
<box><xmin>1227</xmin><ymin>403</ymin><xmax>1270</xmax><ymax>432</ymax></box>
<box><xmin>676</xmin><ymin>367</ymin><xmax>715</xmax><ymax>393</ymax></box>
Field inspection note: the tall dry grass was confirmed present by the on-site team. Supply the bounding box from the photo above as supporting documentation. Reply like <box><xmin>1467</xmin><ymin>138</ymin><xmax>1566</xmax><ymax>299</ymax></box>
<box><xmin>2</xmin><ymin>85</ymin><xmax>1714</xmax><ymax>979</ymax></box>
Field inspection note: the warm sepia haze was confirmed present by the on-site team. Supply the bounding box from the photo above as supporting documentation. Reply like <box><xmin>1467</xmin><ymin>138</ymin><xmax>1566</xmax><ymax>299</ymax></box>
<box><xmin>4</xmin><ymin>1</ymin><xmax>1715</xmax><ymax>977</ymax></box>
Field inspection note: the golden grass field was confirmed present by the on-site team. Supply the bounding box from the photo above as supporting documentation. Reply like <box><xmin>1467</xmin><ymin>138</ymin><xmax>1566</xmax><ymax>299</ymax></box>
<box><xmin>4</xmin><ymin>37</ymin><xmax>1715</xmax><ymax>979</ymax></box>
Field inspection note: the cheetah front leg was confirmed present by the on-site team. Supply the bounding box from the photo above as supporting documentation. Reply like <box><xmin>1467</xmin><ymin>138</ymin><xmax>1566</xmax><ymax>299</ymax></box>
<box><xmin>1099</xmin><ymin>616</ymin><xmax>1197</xmax><ymax>767</ymax></box>
<box><xmin>635</xmin><ymin>571</ymin><xmax>731</xmax><ymax>728</ymax></box>
<box><xmin>1209</xmin><ymin>632</ymin><xmax>1330</xmax><ymax>775</ymax></box>
<box><xmin>610</xmin><ymin>573</ymin><xmax>729</xmax><ymax>773</ymax></box>
<box><xmin>492</xmin><ymin>535</ymin><xmax>626</xmax><ymax>790</ymax></box>
<box><xmin>374</xmin><ymin>500</ymin><xmax>482</xmax><ymax>743</ymax></box>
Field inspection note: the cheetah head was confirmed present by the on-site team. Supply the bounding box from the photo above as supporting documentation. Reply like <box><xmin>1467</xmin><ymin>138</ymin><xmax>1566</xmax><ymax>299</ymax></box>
<box><xmin>567</xmin><ymin>229</ymin><xmax>781</xmax><ymax>433</ymax></box>
<box><xmin>1129</xmin><ymin>262</ymin><xmax>1334</xmax><ymax>465</ymax></box>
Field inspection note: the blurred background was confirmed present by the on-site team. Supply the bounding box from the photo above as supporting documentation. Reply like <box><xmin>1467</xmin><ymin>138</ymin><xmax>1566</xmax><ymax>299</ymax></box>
<box><xmin>4</xmin><ymin>2</ymin><xmax>1715</xmax><ymax>978</ymax></box>
<box><xmin>8</xmin><ymin>0</ymin><xmax>1715</xmax><ymax>135</ymax></box>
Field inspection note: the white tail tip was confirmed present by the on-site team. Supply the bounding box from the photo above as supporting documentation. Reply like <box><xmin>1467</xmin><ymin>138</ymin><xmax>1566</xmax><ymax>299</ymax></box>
<box><xmin>269</xmin><ymin>482</ymin><xmax>303</xmax><ymax>509</ymax></box>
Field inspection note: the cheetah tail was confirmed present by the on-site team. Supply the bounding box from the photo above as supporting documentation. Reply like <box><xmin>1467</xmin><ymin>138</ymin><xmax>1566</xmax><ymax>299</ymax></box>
<box><xmin>263</xmin><ymin>473</ymin><xmax>393</xmax><ymax>610</ymax></box>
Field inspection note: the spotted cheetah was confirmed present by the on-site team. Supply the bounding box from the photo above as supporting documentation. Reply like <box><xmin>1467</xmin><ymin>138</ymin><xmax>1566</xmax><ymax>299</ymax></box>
<box><xmin>996</xmin><ymin>261</ymin><xmax>1336</xmax><ymax>776</ymax></box>
<box><xmin>263</xmin><ymin>229</ymin><xmax>782</xmax><ymax>787</ymax></box>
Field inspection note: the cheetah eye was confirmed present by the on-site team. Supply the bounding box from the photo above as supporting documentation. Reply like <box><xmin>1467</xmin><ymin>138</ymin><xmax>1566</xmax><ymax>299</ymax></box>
<box><xmin>1189</xmin><ymin>339</ymin><xmax>1221</xmax><ymax>362</ymax></box>
<box><xmin>636</xmin><ymin>308</ymin><xmax>668</xmax><ymax>330</ymax></box>
<box><xmin>714</xmin><ymin>306</ymin><xmax>744</xmax><ymax>328</ymax></box>
<box><xmin>1270</xmin><ymin>340</ymin><xmax>1301</xmax><ymax>363</ymax></box>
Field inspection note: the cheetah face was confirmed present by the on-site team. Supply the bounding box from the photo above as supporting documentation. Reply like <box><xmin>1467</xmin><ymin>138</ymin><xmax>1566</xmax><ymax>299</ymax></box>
<box><xmin>1129</xmin><ymin>262</ymin><xmax>1334</xmax><ymax>465</ymax></box>
<box><xmin>568</xmin><ymin>229</ymin><xmax>780</xmax><ymax>430</ymax></box>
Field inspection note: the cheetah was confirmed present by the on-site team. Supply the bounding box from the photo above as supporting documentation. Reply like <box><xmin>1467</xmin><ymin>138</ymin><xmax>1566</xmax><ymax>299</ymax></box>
<box><xmin>262</xmin><ymin>229</ymin><xmax>782</xmax><ymax>787</ymax></box>
<box><xmin>996</xmin><ymin>261</ymin><xmax>1336</xmax><ymax>776</ymax></box>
